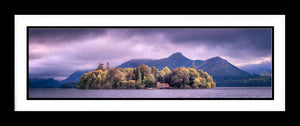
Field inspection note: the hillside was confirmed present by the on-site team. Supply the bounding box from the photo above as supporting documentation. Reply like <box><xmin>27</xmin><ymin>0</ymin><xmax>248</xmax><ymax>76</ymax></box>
<box><xmin>196</xmin><ymin>56</ymin><xmax>251</xmax><ymax>80</ymax></box>
<box><xmin>239</xmin><ymin>61</ymin><xmax>272</xmax><ymax>75</ymax></box>
<box><xmin>118</xmin><ymin>52</ymin><xmax>251</xmax><ymax>79</ymax></box>
<box><xmin>60</xmin><ymin>70</ymin><xmax>92</xmax><ymax>84</ymax></box>
<box><xmin>28</xmin><ymin>78</ymin><xmax>61</xmax><ymax>88</ymax></box>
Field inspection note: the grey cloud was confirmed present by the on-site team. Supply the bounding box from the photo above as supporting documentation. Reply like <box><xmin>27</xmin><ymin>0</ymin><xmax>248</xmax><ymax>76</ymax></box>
<box><xmin>29</xmin><ymin>28</ymin><xmax>107</xmax><ymax>44</ymax></box>
<box><xmin>105</xmin><ymin>28</ymin><xmax>272</xmax><ymax>54</ymax></box>
<box><xmin>28</xmin><ymin>28</ymin><xmax>272</xmax><ymax>80</ymax></box>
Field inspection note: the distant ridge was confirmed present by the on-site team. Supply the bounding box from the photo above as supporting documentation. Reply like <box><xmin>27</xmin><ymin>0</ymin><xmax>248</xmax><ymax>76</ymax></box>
<box><xmin>60</xmin><ymin>69</ymin><xmax>93</xmax><ymax>84</ymax></box>
<box><xmin>118</xmin><ymin>52</ymin><xmax>202</xmax><ymax>70</ymax></box>
<box><xmin>29</xmin><ymin>78</ymin><xmax>61</xmax><ymax>88</ymax></box>
<box><xmin>239</xmin><ymin>61</ymin><xmax>272</xmax><ymax>75</ymax></box>
<box><xmin>117</xmin><ymin>52</ymin><xmax>251</xmax><ymax>79</ymax></box>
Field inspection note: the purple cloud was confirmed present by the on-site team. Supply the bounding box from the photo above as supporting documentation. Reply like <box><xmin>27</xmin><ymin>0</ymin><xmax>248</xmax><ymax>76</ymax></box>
<box><xmin>29</xmin><ymin>28</ymin><xmax>272</xmax><ymax>80</ymax></box>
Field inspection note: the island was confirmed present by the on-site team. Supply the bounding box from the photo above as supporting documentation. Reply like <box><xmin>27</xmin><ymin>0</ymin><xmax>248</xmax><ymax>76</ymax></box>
<box><xmin>76</xmin><ymin>63</ymin><xmax>216</xmax><ymax>89</ymax></box>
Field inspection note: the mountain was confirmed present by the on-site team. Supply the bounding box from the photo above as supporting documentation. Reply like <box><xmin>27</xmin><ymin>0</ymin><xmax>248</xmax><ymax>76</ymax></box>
<box><xmin>118</xmin><ymin>52</ymin><xmax>203</xmax><ymax>70</ymax></box>
<box><xmin>59</xmin><ymin>52</ymin><xmax>197</xmax><ymax>85</ymax></box>
<box><xmin>29</xmin><ymin>70</ymin><xmax>92</xmax><ymax>88</ymax></box>
<box><xmin>60</xmin><ymin>70</ymin><xmax>92</xmax><ymax>84</ymax></box>
<box><xmin>239</xmin><ymin>61</ymin><xmax>272</xmax><ymax>75</ymax></box>
<box><xmin>118</xmin><ymin>52</ymin><xmax>251</xmax><ymax>80</ymax></box>
<box><xmin>29</xmin><ymin>78</ymin><xmax>61</xmax><ymax>88</ymax></box>
<box><xmin>196</xmin><ymin>56</ymin><xmax>252</xmax><ymax>80</ymax></box>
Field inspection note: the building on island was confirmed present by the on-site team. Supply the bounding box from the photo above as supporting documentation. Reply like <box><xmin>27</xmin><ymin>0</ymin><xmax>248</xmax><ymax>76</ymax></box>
<box><xmin>157</xmin><ymin>82</ymin><xmax>170</xmax><ymax>89</ymax></box>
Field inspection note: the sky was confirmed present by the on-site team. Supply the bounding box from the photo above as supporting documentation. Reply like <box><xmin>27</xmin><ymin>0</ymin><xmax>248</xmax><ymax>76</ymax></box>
<box><xmin>29</xmin><ymin>28</ymin><xmax>272</xmax><ymax>80</ymax></box>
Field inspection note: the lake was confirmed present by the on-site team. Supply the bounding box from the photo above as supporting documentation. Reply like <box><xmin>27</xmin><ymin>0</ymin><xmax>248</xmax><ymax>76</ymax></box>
<box><xmin>28</xmin><ymin>87</ymin><xmax>272</xmax><ymax>99</ymax></box>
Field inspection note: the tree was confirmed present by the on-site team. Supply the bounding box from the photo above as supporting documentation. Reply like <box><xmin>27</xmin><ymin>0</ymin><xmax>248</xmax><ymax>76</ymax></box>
<box><xmin>77</xmin><ymin>64</ymin><xmax>216</xmax><ymax>89</ymax></box>
<box><xmin>140</xmin><ymin>63</ymin><xmax>151</xmax><ymax>81</ymax></box>
<box><xmin>144</xmin><ymin>74</ymin><xmax>155</xmax><ymax>88</ymax></box>
<box><xmin>162</xmin><ymin>66</ymin><xmax>171</xmax><ymax>74</ymax></box>
<box><xmin>192</xmin><ymin>78</ymin><xmax>201</xmax><ymax>88</ymax></box>
<box><xmin>192</xmin><ymin>61</ymin><xmax>195</xmax><ymax>69</ymax></box>
<box><xmin>126</xmin><ymin>71</ymin><xmax>135</xmax><ymax>81</ymax></box>
<box><xmin>134</xmin><ymin>65</ymin><xmax>143</xmax><ymax>88</ymax></box>
<box><xmin>135</xmin><ymin>65</ymin><xmax>141</xmax><ymax>82</ymax></box>
<box><xmin>106</xmin><ymin>68</ymin><xmax>126</xmax><ymax>89</ymax></box>
<box><xmin>96</xmin><ymin>63</ymin><xmax>104</xmax><ymax>71</ymax></box>
<box><xmin>106</xmin><ymin>62</ymin><xmax>110</xmax><ymax>69</ymax></box>
<box><xmin>120</xmin><ymin>80</ymin><xmax>136</xmax><ymax>89</ymax></box>
<box><xmin>62</xmin><ymin>82</ymin><xmax>78</xmax><ymax>88</ymax></box>
<box><xmin>197</xmin><ymin>69</ymin><xmax>205</xmax><ymax>77</ymax></box>
<box><xmin>188</xmin><ymin>68</ymin><xmax>199</xmax><ymax>85</ymax></box>
<box><xmin>180</xmin><ymin>67</ymin><xmax>190</xmax><ymax>86</ymax></box>
<box><xmin>77</xmin><ymin>73</ymin><xmax>89</xmax><ymax>89</ymax></box>
<box><xmin>156</xmin><ymin>71</ymin><xmax>165</xmax><ymax>83</ymax></box>
<box><xmin>169</xmin><ymin>67</ymin><xmax>190</xmax><ymax>88</ymax></box>
<box><xmin>170</xmin><ymin>74</ymin><xmax>183</xmax><ymax>88</ymax></box>
<box><xmin>151</xmin><ymin>66</ymin><xmax>158</xmax><ymax>74</ymax></box>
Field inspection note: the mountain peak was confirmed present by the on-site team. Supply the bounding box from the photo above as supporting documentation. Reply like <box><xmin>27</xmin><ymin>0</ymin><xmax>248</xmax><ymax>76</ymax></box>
<box><xmin>168</xmin><ymin>52</ymin><xmax>184</xmax><ymax>58</ymax></box>
<box><xmin>208</xmin><ymin>56</ymin><xmax>224</xmax><ymax>61</ymax></box>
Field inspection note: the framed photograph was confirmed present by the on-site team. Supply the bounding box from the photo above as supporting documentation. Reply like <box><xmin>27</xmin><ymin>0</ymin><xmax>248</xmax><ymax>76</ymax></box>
<box><xmin>15</xmin><ymin>15</ymin><xmax>285</xmax><ymax>111</ymax></box>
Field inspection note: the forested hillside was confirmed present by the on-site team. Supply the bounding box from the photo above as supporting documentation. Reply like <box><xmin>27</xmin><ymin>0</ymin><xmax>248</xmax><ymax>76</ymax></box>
<box><xmin>76</xmin><ymin>63</ymin><xmax>216</xmax><ymax>89</ymax></box>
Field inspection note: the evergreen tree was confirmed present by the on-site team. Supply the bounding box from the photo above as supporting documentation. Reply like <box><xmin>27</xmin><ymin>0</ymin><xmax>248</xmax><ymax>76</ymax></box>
<box><xmin>96</xmin><ymin>63</ymin><xmax>104</xmax><ymax>71</ymax></box>
<box><xmin>192</xmin><ymin>61</ymin><xmax>195</xmax><ymax>69</ymax></box>
<box><xmin>135</xmin><ymin>65</ymin><xmax>141</xmax><ymax>81</ymax></box>
<box><xmin>106</xmin><ymin>62</ymin><xmax>110</xmax><ymax>69</ymax></box>
<box><xmin>135</xmin><ymin>65</ymin><xmax>142</xmax><ymax>88</ymax></box>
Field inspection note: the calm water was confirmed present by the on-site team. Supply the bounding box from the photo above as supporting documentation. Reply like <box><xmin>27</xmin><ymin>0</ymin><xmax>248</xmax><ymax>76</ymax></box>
<box><xmin>29</xmin><ymin>87</ymin><xmax>272</xmax><ymax>98</ymax></box>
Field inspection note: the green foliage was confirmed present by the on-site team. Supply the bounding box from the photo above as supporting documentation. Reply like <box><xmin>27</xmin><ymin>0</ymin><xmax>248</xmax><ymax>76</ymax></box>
<box><xmin>135</xmin><ymin>66</ymin><xmax>142</xmax><ymax>82</ymax></box>
<box><xmin>144</xmin><ymin>74</ymin><xmax>156</xmax><ymax>88</ymax></box>
<box><xmin>120</xmin><ymin>80</ymin><xmax>136</xmax><ymax>89</ymax></box>
<box><xmin>162</xmin><ymin>67</ymin><xmax>171</xmax><ymax>74</ymax></box>
<box><xmin>77</xmin><ymin>62</ymin><xmax>216</xmax><ymax>89</ymax></box>
<box><xmin>169</xmin><ymin>67</ymin><xmax>190</xmax><ymax>88</ymax></box>
<box><xmin>215</xmin><ymin>76</ymin><xmax>271</xmax><ymax>87</ymax></box>
<box><xmin>61</xmin><ymin>82</ymin><xmax>78</xmax><ymax>88</ymax></box>
<box><xmin>139</xmin><ymin>63</ymin><xmax>151</xmax><ymax>81</ymax></box>
<box><xmin>167</xmin><ymin>66</ymin><xmax>216</xmax><ymax>89</ymax></box>
<box><xmin>76</xmin><ymin>73</ymin><xmax>89</xmax><ymax>89</ymax></box>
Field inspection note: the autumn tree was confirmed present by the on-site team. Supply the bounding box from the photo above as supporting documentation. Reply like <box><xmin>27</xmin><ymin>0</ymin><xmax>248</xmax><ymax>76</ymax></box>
<box><xmin>169</xmin><ymin>67</ymin><xmax>190</xmax><ymax>88</ymax></box>
<box><xmin>139</xmin><ymin>63</ymin><xmax>151</xmax><ymax>81</ymax></box>
<box><xmin>124</xmin><ymin>68</ymin><xmax>135</xmax><ymax>81</ymax></box>
<box><xmin>188</xmin><ymin>67</ymin><xmax>199</xmax><ymax>86</ymax></box>
<box><xmin>96</xmin><ymin>63</ymin><xmax>105</xmax><ymax>71</ymax></box>
<box><xmin>106</xmin><ymin>68</ymin><xmax>126</xmax><ymax>89</ymax></box>
<box><xmin>77</xmin><ymin>63</ymin><xmax>215</xmax><ymax>89</ymax></box>
<box><xmin>156</xmin><ymin>66</ymin><xmax>171</xmax><ymax>83</ymax></box>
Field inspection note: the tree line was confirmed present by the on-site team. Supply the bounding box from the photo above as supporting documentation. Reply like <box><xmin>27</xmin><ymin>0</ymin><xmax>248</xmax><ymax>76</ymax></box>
<box><xmin>76</xmin><ymin>63</ymin><xmax>216</xmax><ymax>89</ymax></box>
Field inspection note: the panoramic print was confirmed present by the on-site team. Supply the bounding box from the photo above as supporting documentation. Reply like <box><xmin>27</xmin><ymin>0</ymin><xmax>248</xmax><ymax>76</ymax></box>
<box><xmin>28</xmin><ymin>27</ymin><xmax>272</xmax><ymax>99</ymax></box>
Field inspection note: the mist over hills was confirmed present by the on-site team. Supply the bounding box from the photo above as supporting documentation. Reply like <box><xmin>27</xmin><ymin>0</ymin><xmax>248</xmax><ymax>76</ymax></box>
<box><xmin>239</xmin><ymin>61</ymin><xmax>272</xmax><ymax>75</ymax></box>
<box><xmin>29</xmin><ymin>70</ymin><xmax>92</xmax><ymax>88</ymax></box>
